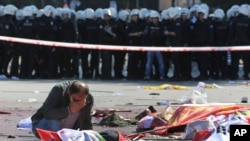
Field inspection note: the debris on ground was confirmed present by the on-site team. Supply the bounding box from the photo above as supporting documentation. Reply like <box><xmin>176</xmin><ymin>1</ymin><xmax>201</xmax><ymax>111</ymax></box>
<box><xmin>144</xmin><ymin>84</ymin><xmax>190</xmax><ymax>90</ymax></box>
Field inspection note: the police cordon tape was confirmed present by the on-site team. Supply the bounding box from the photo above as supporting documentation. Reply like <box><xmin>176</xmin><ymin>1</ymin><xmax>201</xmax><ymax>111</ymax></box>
<box><xmin>0</xmin><ymin>35</ymin><xmax>249</xmax><ymax>52</ymax></box>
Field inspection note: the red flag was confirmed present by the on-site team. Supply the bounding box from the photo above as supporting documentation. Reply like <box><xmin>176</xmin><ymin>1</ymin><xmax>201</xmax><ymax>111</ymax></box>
<box><xmin>36</xmin><ymin>128</ymin><xmax>61</xmax><ymax>141</ymax></box>
<box><xmin>193</xmin><ymin>129</ymin><xmax>212</xmax><ymax>141</ymax></box>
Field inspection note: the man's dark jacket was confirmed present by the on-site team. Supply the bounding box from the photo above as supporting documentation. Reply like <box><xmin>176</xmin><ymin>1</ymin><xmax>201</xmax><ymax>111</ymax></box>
<box><xmin>31</xmin><ymin>81</ymin><xmax>93</xmax><ymax>130</ymax></box>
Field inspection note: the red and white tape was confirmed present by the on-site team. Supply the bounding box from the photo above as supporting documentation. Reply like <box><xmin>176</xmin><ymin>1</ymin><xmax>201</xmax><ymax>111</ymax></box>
<box><xmin>0</xmin><ymin>35</ymin><xmax>249</xmax><ymax>52</ymax></box>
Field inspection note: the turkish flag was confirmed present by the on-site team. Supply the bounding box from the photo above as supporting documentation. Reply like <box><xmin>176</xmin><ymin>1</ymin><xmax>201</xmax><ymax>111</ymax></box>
<box><xmin>192</xmin><ymin>129</ymin><xmax>212</xmax><ymax>141</ymax></box>
<box><xmin>36</xmin><ymin>128</ymin><xmax>61</xmax><ymax>141</ymax></box>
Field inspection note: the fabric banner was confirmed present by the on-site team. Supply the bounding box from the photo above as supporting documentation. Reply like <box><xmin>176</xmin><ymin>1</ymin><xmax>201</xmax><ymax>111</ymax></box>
<box><xmin>37</xmin><ymin>128</ymin><xmax>129</xmax><ymax>141</ymax></box>
<box><xmin>168</xmin><ymin>104</ymin><xmax>250</xmax><ymax>127</ymax></box>
<box><xmin>36</xmin><ymin>128</ymin><xmax>61</xmax><ymax>141</ymax></box>
<box><xmin>153</xmin><ymin>104</ymin><xmax>250</xmax><ymax>135</ymax></box>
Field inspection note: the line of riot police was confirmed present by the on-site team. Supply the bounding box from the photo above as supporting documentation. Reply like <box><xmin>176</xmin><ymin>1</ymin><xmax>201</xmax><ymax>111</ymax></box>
<box><xmin>0</xmin><ymin>3</ymin><xmax>250</xmax><ymax>81</ymax></box>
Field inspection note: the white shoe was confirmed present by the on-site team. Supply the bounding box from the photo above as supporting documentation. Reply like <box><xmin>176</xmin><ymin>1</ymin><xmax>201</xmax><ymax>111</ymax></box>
<box><xmin>11</xmin><ymin>76</ymin><xmax>20</xmax><ymax>80</ymax></box>
<box><xmin>0</xmin><ymin>74</ymin><xmax>8</xmax><ymax>79</ymax></box>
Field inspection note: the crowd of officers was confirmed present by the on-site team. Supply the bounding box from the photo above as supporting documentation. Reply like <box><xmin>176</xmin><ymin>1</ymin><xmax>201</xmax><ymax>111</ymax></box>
<box><xmin>0</xmin><ymin>3</ymin><xmax>250</xmax><ymax>81</ymax></box>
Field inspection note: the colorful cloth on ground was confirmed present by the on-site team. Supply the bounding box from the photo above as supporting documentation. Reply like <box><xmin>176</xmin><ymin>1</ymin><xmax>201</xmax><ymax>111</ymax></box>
<box><xmin>100</xmin><ymin>130</ymin><xmax>128</xmax><ymax>141</ymax></box>
<box><xmin>137</xmin><ymin>114</ymin><xmax>167</xmax><ymax>129</ymax></box>
<box><xmin>204</xmin><ymin>114</ymin><xmax>249</xmax><ymax>141</ymax></box>
<box><xmin>144</xmin><ymin>84</ymin><xmax>190</xmax><ymax>90</ymax></box>
<box><xmin>57</xmin><ymin>128</ymin><xmax>106</xmax><ymax>141</ymax></box>
<box><xmin>100</xmin><ymin>113</ymin><xmax>137</xmax><ymax>127</ymax></box>
<box><xmin>36</xmin><ymin>128</ymin><xmax>61</xmax><ymax>141</ymax></box>
<box><xmin>168</xmin><ymin>104</ymin><xmax>250</xmax><ymax>127</ymax></box>
<box><xmin>153</xmin><ymin>104</ymin><xmax>250</xmax><ymax>135</ymax></box>
<box><xmin>36</xmin><ymin>128</ymin><xmax>106</xmax><ymax>141</ymax></box>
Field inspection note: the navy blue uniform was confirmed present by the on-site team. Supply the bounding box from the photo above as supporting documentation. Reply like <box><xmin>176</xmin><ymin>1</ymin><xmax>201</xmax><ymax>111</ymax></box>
<box><xmin>211</xmin><ymin>18</ymin><xmax>229</xmax><ymax>79</ymax></box>
<box><xmin>35</xmin><ymin>15</ymin><xmax>56</xmax><ymax>78</ymax></box>
<box><xmin>98</xmin><ymin>19</ymin><xmax>119</xmax><ymax>79</ymax></box>
<box><xmin>60</xmin><ymin>18</ymin><xmax>78</xmax><ymax>78</ymax></box>
<box><xmin>126</xmin><ymin>19</ymin><xmax>145</xmax><ymax>80</ymax></box>
<box><xmin>193</xmin><ymin>18</ymin><xmax>213</xmax><ymax>80</ymax></box>
<box><xmin>0</xmin><ymin>15</ymin><xmax>19</xmax><ymax>77</ymax></box>
<box><xmin>228</xmin><ymin>14</ymin><xmax>250</xmax><ymax>80</ymax></box>
<box><xmin>18</xmin><ymin>17</ymin><xmax>37</xmax><ymax>78</ymax></box>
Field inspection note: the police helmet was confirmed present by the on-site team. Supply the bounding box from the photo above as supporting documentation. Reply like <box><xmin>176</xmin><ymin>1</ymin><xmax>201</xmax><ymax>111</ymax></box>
<box><xmin>130</xmin><ymin>9</ymin><xmax>139</xmax><ymax>16</ymax></box>
<box><xmin>84</xmin><ymin>8</ymin><xmax>95</xmax><ymax>19</ymax></box>
<box><xmin>30</xmin><ymin>5</ymin><xmax>38</xmax><ymax>14</ymax></box>
<box><xmin>239</xmin><ymin>4</ymin><xmax>250</xmax><ymax>16</ymax></box>
<box><xmin>44</xmin><ymin>5</ymin><xmax>55</xmax><ymax>17</ymax></box>
<box><xmin>36</xmin><ymin>9</ymin><xmax>44</xmax><ymax>18</ymax></box>
<box><xmin>181</xmin><ymin>8</ymin><xmax>190</xmax><ymax>17</ymax></box>
<box><xmin>61</xmin><ymin>8</ymin><xmax>71</xmax><ymax>20</ymax></box>
<box><xmin>150</xmin><ymin>10</ymin><xmax>160</xmax><ymax>19</ymax></box>
<box><xmin>53</xmin><ymin>8</ymin><xmax>63</xmax><ymax>19</ymax></box>
<box><xmin>230</xmin><ymin>5</ymin><xmax>240</xmax><ymax>17</ymax></box>
<box><xmin>3</xmin><ymin>4</ymin><xmax>17</xmax><ymax>15</ymax></box>
<box><xmin>0</xmin><ymin>5</ymin><xmax>4</xmax><ymax>16</ymax></box>
<box><xmin>118</xmin><ymin>10</ymin><xmax>129</xmax><ymax>22</ymax></box>
<box><xmin>161</xmin><ymin>9</ymin><xmax>169</xmax><ymax>20</ymax></box>
<box><xmin>190</xmin><ymin>4</ymin><xmax>200</xmax><ymax>13</ymax></box>
<box><xmin>23</xmin><ymin>6</ymin><xmax>33</xmax><ymax>17</ymax></box>
<box><xmin>76</xmin><ymin>10</ymin><xmax>85</xmax><ymax>20</ymax></box>
<box><xmin>139</xmin><ymin>8</ymin><xmax>149</xmax><ymax>20</ymax></box>
<box><xmin>95</xmin><ymin>8</ymin><xmax>103</xmax><ymax>19</ymax></box>
<box><xmin>213</xmin><ymin>8</ymin><xmax>225</xmax><ymax>19</ymax></box>
<box><xmin>15</xmin><ymin>9</ymin><xmax>23</xmax><ymax>20</ymax></box>
<box><xmin>168</xmin><ymin>7</ymin><xmax>179</xmax><ymax>18</ymax></box>
<box><xmin>102</xmin><ymin>8</ymin><xmax>112</xmax><ymax>18</ymax></box>
<box><xmin>197</xmin><ymin>6</ymin><xmax>207</xmax><ymax>15</ymax></box>
<box><xmin>109</xmin><ymin>7</ymin><xmax>117</xmax><ymax>19</ymax></box>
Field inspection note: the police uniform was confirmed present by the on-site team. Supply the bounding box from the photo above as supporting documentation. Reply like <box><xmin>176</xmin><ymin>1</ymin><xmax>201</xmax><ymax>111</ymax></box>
<box><xmin>179</xmin><ymin>16</ymin><xmax>193</xmax><ymax>80</ymax></box>
<box><xmin>1</xmin><ymin>14</ymin><xmax>18</xmax><ymax>78</ymax></box>
<box><xmin>35</xmin><ymin>15</ymin><xmax>56</xmax><ymax>78</ymax></box>
<box><xmin>98</xmin><ymin>14</ymin><xmax>119</xmax><ymax>80</ymax></box>
<box><xmin>193</xmin><ymin>16</ymin><xmax>213</xmax><ymax>80</ymax></box>
<box><xmin>113</xmin><ymin>19</ymin><xmax>127</xmax><ymax>79</ymax></box>
<box><xmin>78</xmin><ymin>18</ymin><xmax>99</xmax><ymax>79</ymax></box>
<box><xmin>164</xmin><ymin>18</ymin><xmax>182</xmax><ymax>81</ymax></box>
<box><xmin>228</xmin><ymin>13</ymin><xmax>250</xmax><ymax>80</ymax></box>
<box><xmin>19</xmin><ymin>16</ymin><xmax>38</xmax><ymax>78</ymax></box>
<box><xmin>211</xmin><ymin>18</ymin><xmax>229</xmax><ymax>79</ymax></box>
<box><xmin>60</xmin><ymin>17</ymin><xmax>78</xmax><ymax>78</ymax></box>
<box><xmin>143</xmin><ymin>15</ymin><xmax>165</xmax><ymax>80</ymax></box>
<box><xmin>126</xmin><ymin>17</ymin><xmax>145</xmax><ymax>80</ymax></box>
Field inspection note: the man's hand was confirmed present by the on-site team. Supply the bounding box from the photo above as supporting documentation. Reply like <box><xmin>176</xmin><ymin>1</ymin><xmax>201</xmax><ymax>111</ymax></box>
<box><xmin>69</xmin><ymin>96</ymin><xmax>86</xmax><ymax>113</ymax></box>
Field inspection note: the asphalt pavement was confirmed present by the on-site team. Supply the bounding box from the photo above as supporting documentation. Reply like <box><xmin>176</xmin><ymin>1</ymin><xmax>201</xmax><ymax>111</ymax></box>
<box><xmin>0</xmin><ymin>63</ymin><xmax>250</xmax><ymax>141</ymax></box>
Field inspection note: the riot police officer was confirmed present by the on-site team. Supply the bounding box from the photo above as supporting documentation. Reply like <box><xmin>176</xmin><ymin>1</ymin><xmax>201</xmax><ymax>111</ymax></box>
<box><xmin>193</xmin><ymin>7</ymin><xmax>213</xmax><ymax>81</ymax></box>
<box><xmin>126</xmin><ymin>9</ymin><xmax>145</xmax><ymax>80</ymax></box>
<box><xmin>98</xmin><ymin>8</ymin><xmax>119</xmax><ymax>80</ymax></box>
<box><xmin>143</xmin><ymin>11</ymin><xmax>165</xmax><ymax>80</ymax></box>
<box><xmin>228</xmin><ymin>4</ymin><xmax>250</xmax><ymax>80</ymax></box>
<box><xmin>211</xmin><ymin>9</ymin><xmax>229</xmax><ymax>79</ymax></box>
<box><xmin>1</xmin><ymin>4</ymin><xmax>19</xmax><ymax>79</ymax></box>
<box><xmin>18</xmin><ymin>6</ymin><xmax>38</xmax><ymax>79</ymax></box>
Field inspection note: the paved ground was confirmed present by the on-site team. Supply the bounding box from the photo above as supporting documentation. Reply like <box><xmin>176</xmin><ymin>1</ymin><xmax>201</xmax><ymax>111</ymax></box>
<box><xmin>0</xmin><ymin>78</ymin><xmax>250</xmax><ymax>141</ymax></box>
